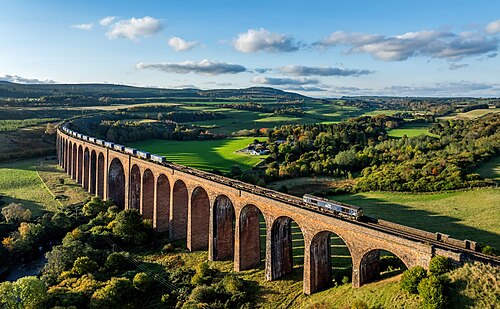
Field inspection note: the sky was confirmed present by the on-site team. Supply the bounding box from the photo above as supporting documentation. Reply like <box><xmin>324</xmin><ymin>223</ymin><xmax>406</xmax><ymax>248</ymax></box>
<box><xmin>0</xmin><ymin>0</ymin><xmax>499</xmax><ymax>97</ymax></box>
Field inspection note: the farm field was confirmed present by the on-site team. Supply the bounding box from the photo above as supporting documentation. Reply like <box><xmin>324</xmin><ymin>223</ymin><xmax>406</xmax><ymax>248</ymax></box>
<box><xmin>0</xmin><ymin>159</ymin><xmax>88</xmax><ymax>216</ymax></box>
<box><xmin>474</xmin><ymin>155</ymin><xmax>500</xmax><ymax>181</ymax></box>
<box><xmin>129</xmin><ymin>137</ymin><xmax>267</xmax><ymax>172</ymax></box>
<box><xmin>386</xmin><ymin>122</ymin><xmax>438</xmax><ymax>138</ymax></box>
<box><xmin>333</xmin><ymin>188</ymin><xmax>500</xmax><ymax>248</ymax></box>
<box><xmin>440</xmin><ymin>107</ymin><xmax>500</xmax><ymax>120</ymax></box>
<box><xmin>0</xmin><ymin>118</ymin><xmax>58</xmax><ymax>132</ymax></box>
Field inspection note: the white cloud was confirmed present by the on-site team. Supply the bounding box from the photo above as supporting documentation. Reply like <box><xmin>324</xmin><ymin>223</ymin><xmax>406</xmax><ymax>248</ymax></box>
<box><xmin>279</xmin><ymin>65</ymin><xmax>373</xmax><ymax>77</ymax></box>
<box><xmin>486</xmin><ymin>19</ymin><xmax>500</xmax><ymax>34</ymax></box>
<box><xmin>71</xmin><ymin>23</ymin><xmax>94</xmax><ymax>31</ymax></box>
<box><xmin>106</xmin><ymin>16</ymin><xmax>163</xmax><ymax>40</ymax></box>
<box><xmin>251</xmin><ymin>76</ymin><xmax>320</xmax><ymax>85</ymax></box>
<box><xmin>99</xmin><ymin>16</ymin><xmax>116</xmax><ymax>26</ymax></box>
<box><xmin>316</xmin><ymin>30</ymin><xmax>498</xmax><ymax>61</ymax></box>
<box><xmin>383</xmin><ymin>81</ymin><xmax>499</xmax><ymax>96</ymax></box>
<box><xmin>0</xmin><ymin>74</ymin><xmax>56</xmax><ymax>84</ymax></box>
<box><xmin>136</xmin><ymin>60</ymin><xmax>247</xmax><ymax>75</ymax></box>
<box><xmin>168</xmin><ymin>37</ymin><xmax>199</xmax><ymax>52</ymax></box>
<box><xmin>233</xmin><ymin>28</ymin><xmax>300</xmax><ymax>53</ymax></box>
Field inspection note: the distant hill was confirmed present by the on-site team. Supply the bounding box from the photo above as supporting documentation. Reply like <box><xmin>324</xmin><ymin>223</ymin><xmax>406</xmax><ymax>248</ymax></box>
<box><xmin>0</xmin><ymin>81</ymin><xmax>309</xmax><ymax>101</ymax></box>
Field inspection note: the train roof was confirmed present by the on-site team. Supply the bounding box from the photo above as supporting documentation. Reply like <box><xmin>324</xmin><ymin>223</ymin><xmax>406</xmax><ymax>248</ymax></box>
<box><xmin>303</xmin><ymin>194</ymin><xmax>363</xmax><ymax>210</ymax></box>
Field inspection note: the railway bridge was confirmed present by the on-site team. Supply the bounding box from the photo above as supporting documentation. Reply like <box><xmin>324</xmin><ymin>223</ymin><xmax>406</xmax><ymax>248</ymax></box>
<box><xmin>55</xmin><ymin>125</ymin><xmax>493</xmax><ymax>295</ymax></box>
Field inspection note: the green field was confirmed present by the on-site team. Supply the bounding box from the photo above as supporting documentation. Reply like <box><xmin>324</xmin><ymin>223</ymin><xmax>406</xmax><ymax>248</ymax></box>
<box><xmin>440</xmin><ymin>107</ymin><xmax>500</xmax><ymax>120</ymax></box>
<box><xmin>0</xmin><ymin>118</ymin><xmax>59</xmax><ymax>132</ymax></box>
<box><xmin>333</xmin><ymin>189</ymin><xmax>500</xmax><ymax>248</ymax></box>
<box><xmin>475</xmin><ymin>155</ymin><xmax>500</xmax><ymax>181</ymax></box>
<box><xmin>387</xmin><ymin>122</ymin><xmax>438</xmax><ymax>138</ymax></box>
<box><xmin>129</xmin><ymin>137</ymin><xmax>266</xmax><ymax>172</ymax></box>
<box><xmin>0</xmin><ymin>159</ymin><xmax>89</xmax><ymax>216</ymax></box>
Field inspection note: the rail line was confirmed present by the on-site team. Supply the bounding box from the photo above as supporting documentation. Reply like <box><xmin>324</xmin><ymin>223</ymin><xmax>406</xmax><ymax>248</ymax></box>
<box><xmin>59</xmin><ymin>125</ymin><xmax>500</xmax><ymax>266</ymax></box>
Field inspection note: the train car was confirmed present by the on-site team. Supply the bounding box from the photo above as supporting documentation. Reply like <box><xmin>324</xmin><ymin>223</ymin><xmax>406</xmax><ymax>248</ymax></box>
<box><xmin>88</xmin><ymin>137</ymin><xmax>96</xmax><ymax>143</ymax></box>
<box><xmin>137</xmin><ymin>151</ymin><xmax>151</xmax><ymax>160</ymax></box>
<box><xmin>95</xmin><ymin>139</ymin><xmax>104</xmax><ymax>146</ymax></box>
<box><xmin>124</xmin><ymin>147</ymin><xmax>137</xmax><ymax>155</ymax></box>
<box><xmin>104</xmin><ymin>141</ymin><xmax>114</xmax><ymax>149</ymax></box>
<box><xmin>82</xmin><ymin>135</ymin><xmax>89</xmax><ymax>141</ymax></box>
<box><xmin>113</xmin><ymin>144</ymin><xmax>125</xmax><ymax>152</ymax></box>
<box><xmin>303</xmin><ymin>194</ymin><xmax>363</xmax><ymax>220</ymax></box>
<box><xmin>151</xmin><ymin>154</ymin><xmax>166</xmax><ymax>163</ymax></box>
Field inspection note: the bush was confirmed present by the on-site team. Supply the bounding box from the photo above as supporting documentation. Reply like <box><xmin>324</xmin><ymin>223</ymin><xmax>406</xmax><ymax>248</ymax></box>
<box><xmin>133</xmin><ymin>272</ymin><xmax>153</xmax><ymax>292</ymax></box>
<box><xmin>350</xmin><ymin>300</ymin><xmax>369</xmax><ymax>309</ymax></box>
<box><xmin>72</xmin><ymin>256</ymin><xmax>99</xmax><ymax>276</ymax></box>
<box><xmin>105</xmin><ymin>252</ymin><xmax>130</xmax><ymax>272</ymax></box>
<box><xmin>481</xmin><ymin>245</ymin><xmax>497</xmax><ymax>255</ymax></box>
<box><xmin>82</xmin><ymin>197</ymin><xmax>109</xmax><ymax>218</ymax></box>
<box><xmin>188</xmin><ymin>285</ymin><xmax>217</xmax><ymax>304</ymax></box>
<box><xmin>1</xmin><ymin>203</ymin><xmax>31</xmax><ymax>223</ymax></box>
<box><xmin>400</xmin><ymin>266</ymin><xmax>427</xmax><ymax>294</ymax></box>
<box><xmin>161</xmin><ymin>243</ymin><xmax>174</xmax><ymax>254</ymax></box>
<box><xmin>418</xmin><ymin>275</ymin><xmax>448</xmax><ymax>309</ymax></box>
<box><xmin>112</xmin><ymin>210</ymin><xmax>148</xmax><ymax>245</ymax></box>
<box><xmin>428</xmin><ymin>256</ymin><xmax>451</xmax><ymax>275</ymax></box>
<box><xmin>90</xmin><ymin>277</ymin><xmax>134</xmax><ymax>309</ymax></box>
<box><xmin>191</xmin><ymin>262</ymin><xmax>215</xmax><ymax>286</ymax></box>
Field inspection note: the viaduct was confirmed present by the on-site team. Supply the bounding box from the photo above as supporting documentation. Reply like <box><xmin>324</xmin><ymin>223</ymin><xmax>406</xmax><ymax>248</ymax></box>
<box><xmin>55</xmin><ymin>125</ymin><xmax>497</xmax><ymax>295</ymax></box>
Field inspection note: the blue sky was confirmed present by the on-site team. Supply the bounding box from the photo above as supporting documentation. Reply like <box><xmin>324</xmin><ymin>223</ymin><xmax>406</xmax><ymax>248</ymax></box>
<box><xmin>0</xmin><ymin>0</ymin><xmax>499</xmax><ymax>97</ymax></box>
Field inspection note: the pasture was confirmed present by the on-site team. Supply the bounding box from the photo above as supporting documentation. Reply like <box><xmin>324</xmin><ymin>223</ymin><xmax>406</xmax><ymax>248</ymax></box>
<box><xmin>475</xmin><ymin>155</ymin><xmax>500</xmax><ymax>181</ymax></box>
<box><xmin>333</xmin><ymin>188</ymin><xmax>500</xmax><ymax>248</ymax></box>
<box><xmin>129</xmin><ymin>137</ymin><xmax>267</xmax><ymax>172</ymax></box>
<box><xmin>440</xmin><ymin>107</ymin><xmax>500</xmax><ymax>120</ymax></box>
<box><xmin>386</xmin><ymin>122</ymin><xmax>438</xmax><ymax>138</ymax></box>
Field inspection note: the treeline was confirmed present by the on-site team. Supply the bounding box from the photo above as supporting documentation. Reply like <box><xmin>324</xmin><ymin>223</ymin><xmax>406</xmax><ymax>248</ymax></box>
<box><xmin>216</xmin><ymin>102</ymin><xmax>305</xmax><ymax>117</ymax></box>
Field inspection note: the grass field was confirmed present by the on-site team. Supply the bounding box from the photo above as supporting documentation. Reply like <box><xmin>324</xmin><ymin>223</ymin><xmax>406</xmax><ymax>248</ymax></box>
<box><xmin>440</xmin><ymin>107</ymin><xmax>500</xmax><ymax>120</ymax></box>
<box><xmin>0</xmin><ymin>118</ymin><xmax>59</xmax><ymax>132</ymax></box>
<box><xmin>333</xmin><ymin>189</ymin><xmax>500</xmax><ymax>248</ymax></box>
<box><xmin>129</xmin><ymin>137</ymin><xmax>267</xmax><ymax>172</ymax></box>
<box><xmin>0</xmin><ymin>159</ymin><xmax>89</xmax><ymax>216</ymax></box>
<box><xmin>474</xmin><ymin>155</ymin><xmax>500</xmax><ymax>181</ymax></box>
<box><xmin>387</xmin><ymin>122</ymin><xmax>438</xmax><ymax>138</ymax></box>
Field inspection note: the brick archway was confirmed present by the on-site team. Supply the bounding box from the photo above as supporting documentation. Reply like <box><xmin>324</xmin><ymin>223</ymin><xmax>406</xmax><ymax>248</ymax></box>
<box><xmin>77</xmin><ymin>145</ymin><xmax>83</xmax><ymax>184</ymax></box>
<box><xmin>83</xmin><ymin>148</ymin><xmax>90</xmax><ymax>190</ymax></box>
<box><xmin>155</xmin><ymin>174</ymin><xmax>170</xmax><ymax>232</ymax></box>
<box><xmin>212</xmin><ymin>195</ymin><xmax>235</xmax><ymax>261</ymax></box>
<box><xmin>108</xmin><ymin>158</ymin><xmax>125</xmax><ymax>209</ymax></box>
<box><xmin>238</xmin><ymin>204</ymin><xmax>265</xmax><ymax>270</ymax></box>
<box><xmin>97</xmin><ymin>152</ymin><xmax>105</xmax><ymax>198</ymax></box>
<box><xmin>90</xmin><ymin>150</ymin><xmax>97</xmax><ymax>195</ymax></box>
<box><xmin>142</xmin><ymin>169</ymin><xmax>154</xmax><ymax>221</ymax></box>
<box><xmin>188</xmin><ymin>186</ymin><xmax>210</xmax><ymax>251</ymax></box>
<box><xmin>171</xmin><ymin>179</ymin><xmax>188</xmax><ymax>241</ymax></box>
<box><xmin>130</xmin><ymin>164</ymin><xmax>141</xmax><ymax>211</ymax></box>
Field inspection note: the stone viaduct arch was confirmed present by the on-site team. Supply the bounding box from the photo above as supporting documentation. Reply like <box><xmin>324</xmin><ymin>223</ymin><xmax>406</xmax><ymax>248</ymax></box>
<box><xmin>57</xmin><ymin>127</ymin><xmax>475</xmax><ymax>295</ymax></box>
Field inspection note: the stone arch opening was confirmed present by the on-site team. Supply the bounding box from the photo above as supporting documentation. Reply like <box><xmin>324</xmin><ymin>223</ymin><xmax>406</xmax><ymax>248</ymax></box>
<box><xmin>155</xmin><ymin>174</ymin><xmax>170</xmax><ymax>232</ymax></box>
<box><xmin>212</xmin><ymin>195</ymin><xmax>235</xmax><ymax>261</ymax></box>
<box><xmin>77</xmin><ymin>145</ymin><xmax>83</xmax><ymax>184</ymax></box>
<box><xmin>72</xmin><ymin>143</ymin><xmax>77</xmax><ymax>180</ymax></box>
<box><xmin>268</xmin><ymin>216</ymin><xmax>304</xmax><ymax>280</ymax></box>
<box><xmin>188</xmin><ymin>186</ymin><xmax>210</xmax><ymax>251</ymax></box>
<box><xmin>239</xmin><ymin>204</ymin><xmax>266</xmax><ymax>270</ymax></box>
<box><xmin>308</xmin><ymin>231</ymin><xmax>353</xmax><ymax>293</ymax></box>
<box><xmin>97</xmin><ymin>152</ymin><xmax>105</xmax><ymax>198</ymax></box>
<box><xmin>142</xmin><ymin>169</ymin><xmax>154</xmax><ymax>221</ymax></box>
<box><xmin>129</xmin><ymin>164</ymin><xmax>141</xmax><ymax>211</ymax></box>
<box><xmin>108</xmin><ymin>158</ymin><xmax>125</xmax><ymax>209</ymax></box>
<box><xmin>83</xmin><ymin>148</ymin><xmax>90</xmax><ymax>191</ymax></box>
<box><xmin>64</xmin><ymin>139</ymin><xmax>68</xmax><ymax>172</ymax></box>
<box><xmin>67</xmin><ymin>141</ymin><xmax>72</xmax><ymax>174</ymax></box>
<box><xmin>171</xmin><ymin>180</ymin><xmax>188</xmax><ymax>242</ymax></box>
<box><xmin>358</xmin><ymin>249</ymin><xmax>408</xmax><ymax>286</ymax></box>
<box><xmin>90</xmin><ymin>150</ymin><xmax>97</xmax><ymax>195</ymax></box>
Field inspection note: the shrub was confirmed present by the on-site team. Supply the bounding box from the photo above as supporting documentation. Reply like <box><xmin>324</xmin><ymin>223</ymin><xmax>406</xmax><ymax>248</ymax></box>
<box><xmin>191</xmin><ymin>262</ymin><xmax>215</xmax><ymax>286</ymax></box>
<box><xmin>82</xmin><ymin>197</ymin><xmax>109</xmax><ymax>218</ymax></box>
<box><xmin>481</xmin><ymin>245</ymin><xmax>497</xmax><ymax>255</ymax></box>
<box><xmin>428</xmin><ymin>256</ymin><xmax>451</xmax><ymax>275</ymax></box>
<box><xmin>112</xmin><ymin>210</ymin><xmax>147</xmax><ymax>245</ymax></box>
<box><xmin>72</xmin><ymin>256</ymin><xmax>98</xmax><ymax>276</ymax></box>
<box><xmin>350</xmin><ymin>300</ymin><xmax>369</xmax><ymax>309</ymax></box>
<box><xmin>161</xmin><ymin>243</ymin><xmax>174</xmax><ymax>254</ymax></box>
<box><xmin>418</xmin><ymin>275</ymin><xmax>448</xmax><ymax>309</ymax></box>
<box><xmin>400</xmin><ymin>266</ymin><xmax>427</xmax><ymax>294</ymax></box>
<box><xmin>89</xmin><ymin>277</ymin><xmax>133</xmax><ymax>309</ymax></box>
<box><xmin>188</xmin><ymin>285</ymin><xmax>217</xmax><ymax>304</ymax></box>
<box><xmin>133</xmin><ymin>272</ymin><xmax>153</xmax><ymax>292</ymax></box>
<box><xmin>1</xmin><ymin>203</ymin><xmax>31</xmax><ymax>223</ymax></box>
<box><xmin>105</xmin><ymin>252</ymin><xmax>130</xmax><ymax>272</ymax></box>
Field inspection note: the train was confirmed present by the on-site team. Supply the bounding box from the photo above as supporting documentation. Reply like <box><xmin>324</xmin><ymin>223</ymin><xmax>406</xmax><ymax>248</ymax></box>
<box><xmin>303</xmin><ymin>194</ymin><xmax>363</xmax><ymax>220</ymax></box>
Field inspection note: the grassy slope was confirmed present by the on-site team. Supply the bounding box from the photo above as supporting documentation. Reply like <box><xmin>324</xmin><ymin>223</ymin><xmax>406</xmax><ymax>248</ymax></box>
<box><xmin>333</xmin><ymin>189</ymin><xmax>500</xmax><ymax>248</ymax></box>
<box><xmin>0</xmin><ymin>159</ymin><xmax>89</xmax><ymax>216</ymax></box>
<box><xmin>387</xmin><ymin>122</ymin><xmax>438</xmax><ymax>138</ymax></box>
<box><xmin>474</xmin><ymin>155</ymin><xmax>500</xmax><ymax>181</ymax></box>
<box><xmin>440</xmin><ymin>107</ymin><xmax>500</xmax><ymax>120</ymax></box>
<box><xmin>129</xmin><ymin>137</ymin><xmax>266</xmax><ymax>172</ymax></box>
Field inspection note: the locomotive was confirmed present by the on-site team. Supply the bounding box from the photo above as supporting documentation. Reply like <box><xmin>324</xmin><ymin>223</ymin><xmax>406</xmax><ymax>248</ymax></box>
<box><xmin>303</xmin><ymin>194</ymin><xmax>363</xmax><ymax>220</ymax></box>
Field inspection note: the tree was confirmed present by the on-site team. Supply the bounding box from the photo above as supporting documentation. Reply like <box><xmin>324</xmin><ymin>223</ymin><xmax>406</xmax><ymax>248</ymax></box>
<box><xmin>418</xmin><ymin>275</ymin><xmax>448</xmax><ymax>309</ymax></box>
<box><xmin>0</xmin><ymin>276</ymin><xmax>47</xmax><ymax>309</ymax></box>
<box><xmin>133</xmin><ymin>272</ymin><xmax>153</xmax><ymax>292</ymax></box>
<box><xmin>72</xmin><ymin>256</ymin><xmax>99</xmax><ymax>276</ymax></box>
<box><xmin>83</xmin><ymin>197</ymin><xmax>110</xmax><ymax>218</ymax></box>
<box><xmin>428</xmin><ymin>256</ymin><xmax>451</xmax><ymax>275</ymax></box>
<box><xmin>1</xmin><ymin>203</ymin><xmax>31</xmax><ymax>223</ymax></box>
<box><xmin>400</xmin><ymin>266</ymin><xmax>427</xmax><ymax>294</ymax></box>
<box><xmin>112</xmin><ymin>209</ymin><xmax>147</xmax><ymax>244</ymax></box>
<box><xmin>90</xmin><ymin>277</ymin><xmax>134</xmax><ymax>309</ymax></box>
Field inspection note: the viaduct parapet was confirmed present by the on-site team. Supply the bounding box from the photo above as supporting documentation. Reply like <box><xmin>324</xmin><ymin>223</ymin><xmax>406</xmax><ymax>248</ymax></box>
<box><xmin>56</xmin><ymin>124</ymin><xmax>498</xmax><ymax>295</ymax></box>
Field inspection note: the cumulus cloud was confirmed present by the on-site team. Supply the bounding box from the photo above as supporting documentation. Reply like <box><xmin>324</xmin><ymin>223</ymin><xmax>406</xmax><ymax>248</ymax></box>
<box><xmin>136</xmin><ymin>60</ymin><xmax>247</xmax><ymax>75</ymax></box>
<box><xmin>486</xmin><ymin>19</ymin><xmax>500</xmax><ymax>34</ymax></box>
<box><xmin>71</xmin><ymin>23</ymin><xmax>93</xmax><ymax>31</ymax></box>
<box><xmin>233</xmin><ymin>28</ymin><xmax>300</xmax><ymax>53</ymax></box>
<box><xmin>278</xmin><ymin>65</ymin><xmax>373</xmax><ymax>77</ymax></box>
<box><xmin>0</xmin><ymin>74</ymin><xmax>56</xmax><ymax>84</ymax></box>
<box><xmin>106</xmin><ymin>16</ymin><xmax>163</xmax><ymax>40</ymax></box>
<box><xmin>99</xmin><ymin>16</ymin><xmax>116</xmax><ymax>26</ymax></box>
<box><xmin>316</xmin><ymin>30</ymin><xmax>498</xmax><ymax>61</ymax></box>
<box><xmin>281</xmin><ymin>85</ymin><xmax>327</xmax><ymax>92</ymax></box>
<box><xmin>251</xmin><ymin>76</ymin><xmax>320</xmax><ymax>85</ymax></box>
<box><xmin>168</xmin><ymin>37</ymin><xmax>199</xmax><ymax>51</ymax></box>
<box><xmin>449</xmin><ymin>63</ymin><xmax>469</xmax><ymax>70</ymax></box>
